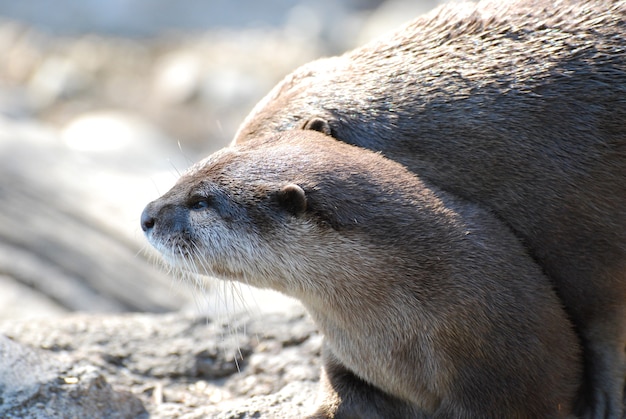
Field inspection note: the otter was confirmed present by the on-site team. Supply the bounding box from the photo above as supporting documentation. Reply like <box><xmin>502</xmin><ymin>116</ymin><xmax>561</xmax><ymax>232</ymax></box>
<box><xmin>142</xmin><ymin>131</ymin><xmax>582</xmax><ymax>418</ymax></box>
<box><xmin>232</xmin><ymin>0</ymin><xmax>626</xmax><ymax>416</ymax></box>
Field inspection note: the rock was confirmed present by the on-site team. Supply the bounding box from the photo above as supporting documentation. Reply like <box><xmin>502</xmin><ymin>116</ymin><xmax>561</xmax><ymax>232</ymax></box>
<box><xmin>60</xmin><ymin>110</ymin><xmax>174</xmax><ymax>168</ymax></box>
<box><xmin>0</xmin><ymin>274</ymin><xmax>67</xmax><ymax>319</ymax></box>
<box><xmin>153</xmin><ymin>52</ymin><xmax>202</xmax><ymax>106</ymax></box>
<box><xmin>0</xmin><ymin>309</ymin><xmax>321</xmax><ymax>418</ymax></box>
<box><xmin>0</xmin><ymin>115</ymin><xmax>193</xmax><ymax>318</ymax></box>
<box><xmin>28</xmin><ymin>56</ymin><xmax>91</xmax><ymax>110</ymax></box>
<box><xmin>0</xmin><ymin>334</ymin><xmax>146</xmax><ymax>419</ymax></box>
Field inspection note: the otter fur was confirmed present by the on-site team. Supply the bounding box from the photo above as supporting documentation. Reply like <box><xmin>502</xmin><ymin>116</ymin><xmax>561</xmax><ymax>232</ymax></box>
<box><xmin>142</xmin><ymin>131</ymin><xmax>582</xmax><ymax>418</ymax></box>
<box><xmin>233</xmin><ymin>0</ymin><xmax>626</xmax><ymax>416</ymax></box>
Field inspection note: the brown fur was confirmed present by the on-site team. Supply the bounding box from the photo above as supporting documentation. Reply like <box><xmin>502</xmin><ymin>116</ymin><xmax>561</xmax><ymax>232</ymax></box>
<box><xmin>233</xmin><ymin>0</ymin><xmax>626</xmax><ymax>416</ymax></box>
<box><xmin>142</xmin><ymin>131</ymin><xmax>582</xmax><ymax>418</ymax></box>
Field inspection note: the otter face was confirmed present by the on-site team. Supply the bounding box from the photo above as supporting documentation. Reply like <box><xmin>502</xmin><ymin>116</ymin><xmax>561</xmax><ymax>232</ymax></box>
<box><xmin>141</xmin><ymin>182</ymin><xmax>246</xmax><ymax>279</ymax></box>
<box><xmin>140</xmin><ymin>145</ymin><xmax>320</xmax><ymax>292</ymax></box>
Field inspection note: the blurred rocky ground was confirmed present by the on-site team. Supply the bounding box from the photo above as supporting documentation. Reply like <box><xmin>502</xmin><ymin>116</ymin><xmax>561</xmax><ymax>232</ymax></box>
<box><xmin>0</xmin><ymin>308</ymin><xmax>322</xmax><ymax>418</ymax></box>
<box><xmin>0</xmin><ymin>0</ymin><xmax>444</xmax><ymax>417</ymax></box>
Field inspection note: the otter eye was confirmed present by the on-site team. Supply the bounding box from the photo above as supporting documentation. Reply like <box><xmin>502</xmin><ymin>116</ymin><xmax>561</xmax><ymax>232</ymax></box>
<box><xmin>188</xmin><ymin>195</ymin><xmax>211</xmax><ymax>211</ymax></box>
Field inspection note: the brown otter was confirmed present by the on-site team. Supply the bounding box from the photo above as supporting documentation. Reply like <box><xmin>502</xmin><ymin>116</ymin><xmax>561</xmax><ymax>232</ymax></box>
<box><xmin>141</xmin><ymin>131</ymin><xmax>582</xmax><ymax>418</ymax></box>
<box><xmin>232</xmin><ymin>0</ymin><xmax>626</xmax><ymax>416</ymax></box>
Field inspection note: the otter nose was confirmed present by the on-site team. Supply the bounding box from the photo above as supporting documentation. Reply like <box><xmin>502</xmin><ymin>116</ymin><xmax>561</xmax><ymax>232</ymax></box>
<box><xmin>141</xmin><ymin>205</ymin><xmax>156</xmax><ymax>232</ymax></box>
<box><xmin>141</xmin><ymin>202</ymin><xmax>189</xmax><ymax>234</ymax></box>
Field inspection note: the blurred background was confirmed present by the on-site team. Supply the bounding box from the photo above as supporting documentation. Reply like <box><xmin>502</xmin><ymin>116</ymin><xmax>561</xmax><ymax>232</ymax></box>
<box><xmin>0</xmin><ymin>0</ymin><xmax>447</xmax><ymax>320</ymax></box>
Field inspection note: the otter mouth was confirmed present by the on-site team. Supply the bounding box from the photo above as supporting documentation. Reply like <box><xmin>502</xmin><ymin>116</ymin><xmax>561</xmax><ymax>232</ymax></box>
<box><xmin>149</xmin><ymin>235</ymin><xmax>247</xmax><ymax>282</ymax></box>
<box><xmin>149</xmin><ymin>235</ymin><xmax>200</xmax><ymax>269</ymax></box>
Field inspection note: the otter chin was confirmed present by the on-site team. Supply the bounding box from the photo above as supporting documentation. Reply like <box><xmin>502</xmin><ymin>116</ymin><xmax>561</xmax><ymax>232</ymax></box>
<box><xmin>142</xmin><ymin>131</ymin><xmax>582</xmax><ymax>418</ymax></box>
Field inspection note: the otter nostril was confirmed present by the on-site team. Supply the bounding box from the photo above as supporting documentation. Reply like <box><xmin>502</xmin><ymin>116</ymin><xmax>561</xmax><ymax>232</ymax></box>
<box><xmin>141</xmin><ymin>208</ymin><xmax>156</xmax><ymax>232</ymax></box>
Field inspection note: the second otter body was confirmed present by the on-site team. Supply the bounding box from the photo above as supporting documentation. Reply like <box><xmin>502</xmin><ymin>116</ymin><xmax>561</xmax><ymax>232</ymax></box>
<box><xmin>142</xmin><ymin>131</ymin><xmax>581</xmax><ymax>418</ymax></box>
<box><xmin>233</xmin><ymin>0</ymin><xmax>626</xmax><ymax>416</ymax></box>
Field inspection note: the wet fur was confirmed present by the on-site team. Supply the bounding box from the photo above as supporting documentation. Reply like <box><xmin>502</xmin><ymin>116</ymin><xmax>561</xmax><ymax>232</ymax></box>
<box><xmin>143</xmin><ymin>131</ymin><xmax>582</xmax><ymax>418</ymax></box>
<box><xmin>233</xmin><ymin>0</ymin><xmax>626</xmax><ymax>416</ymax></box>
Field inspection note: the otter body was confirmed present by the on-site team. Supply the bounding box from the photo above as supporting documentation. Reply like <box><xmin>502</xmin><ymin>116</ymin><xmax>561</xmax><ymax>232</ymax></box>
<box><xmin>142</xmin><ymin>131</ymin><xmax>581</xmax><ymax>418</ymax></box>
<box><xmin>233</xmin><ymin>0</ymin><xmax>626</xmax><ymax>416</ymax></box>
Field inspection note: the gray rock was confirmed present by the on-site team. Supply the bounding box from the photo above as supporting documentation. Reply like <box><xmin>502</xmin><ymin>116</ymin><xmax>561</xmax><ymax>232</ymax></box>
<box><xmin>28</xmin><ymin>56</ymin><xmax>91</xmax><ymax>109</ymax></box>
<box><xmin>0</xmin><ymin>309</ymin><xmax>321</xmax><ymax>418</ymax></box>
<box><xmin>0</xmin><ymin>334</ymin><xmax>146</xmax><ymax>419</ymax></box>
<box><xmin>0</xmin><ymin>116</ymin><xmax>193</xmax><ymax>318</ymax></box>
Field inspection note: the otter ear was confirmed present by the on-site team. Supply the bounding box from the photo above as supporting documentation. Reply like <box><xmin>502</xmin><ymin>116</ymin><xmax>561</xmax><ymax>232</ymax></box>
<box><xmin>276</xmin><ymin>184</ymin><xmax>307</xmax><ymax>215</ymax></box>
<box><xmin>302</xmin><ymin>117</ymin><xmax>332</xmax><ymax>136</ymax></box>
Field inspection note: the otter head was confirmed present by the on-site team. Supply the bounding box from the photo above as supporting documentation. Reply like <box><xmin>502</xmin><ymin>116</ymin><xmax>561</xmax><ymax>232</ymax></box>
<box><xmin>141</xmin><ymin>148</ymin><xmax>309</xmax><ymax>291</ymax></box>
<box><xmin>141</xmin><ymin>131</ymin><xmax>402</xmax><ymax>298</ymax></box>
<box><xmin>232</xmin><ymin>57</ymin><xmax>340</xmax><ymax>145</ymax></box>
<box><xmin>231</xmin><ymin>53</ymin><xmax>400</xmax><ymax>152</ymax></box>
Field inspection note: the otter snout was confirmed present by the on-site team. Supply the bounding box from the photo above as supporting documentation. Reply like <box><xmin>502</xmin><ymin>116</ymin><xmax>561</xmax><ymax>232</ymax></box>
<box><xmin>141</xmin><ymin>201</ymin><xmax>190</xmax><ymax>237</ymax></box>
<box><xmin>140</xmin><ymin>204</ymin><xmax>156</xmax><ymax>233</ymax></box>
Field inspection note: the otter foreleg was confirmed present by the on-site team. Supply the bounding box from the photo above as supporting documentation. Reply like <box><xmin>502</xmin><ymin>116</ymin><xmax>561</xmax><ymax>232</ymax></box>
<box><xmin>308</xmin><ymin>342</ymin><xmax>426</xmax><ymax>419</ymax></box>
